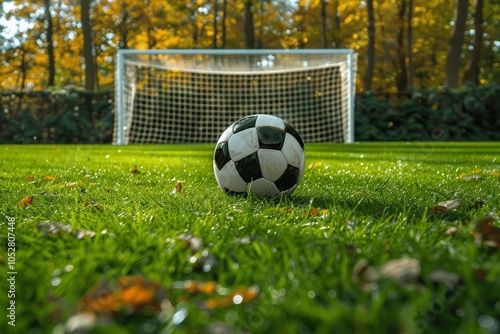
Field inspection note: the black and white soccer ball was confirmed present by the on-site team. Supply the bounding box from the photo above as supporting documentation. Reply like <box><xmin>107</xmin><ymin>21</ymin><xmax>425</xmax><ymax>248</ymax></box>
<box><xmin>213</xmin><ymin>114</ymin><xmax>305</xmax><ymax>197</ymax></box>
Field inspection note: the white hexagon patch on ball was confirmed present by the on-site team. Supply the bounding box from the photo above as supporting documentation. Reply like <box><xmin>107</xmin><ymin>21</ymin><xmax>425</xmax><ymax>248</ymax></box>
<box><xmin>213</xmin><ymin>114</ymin><xmax>305</xmax><ymax>197</ymax></box>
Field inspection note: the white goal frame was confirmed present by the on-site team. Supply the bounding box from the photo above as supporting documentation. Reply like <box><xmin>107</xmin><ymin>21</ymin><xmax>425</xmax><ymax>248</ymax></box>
<box><xmin>114</xmin><ymin>49</ymin><xmax>357</xmax><ymax>145</ymax></box>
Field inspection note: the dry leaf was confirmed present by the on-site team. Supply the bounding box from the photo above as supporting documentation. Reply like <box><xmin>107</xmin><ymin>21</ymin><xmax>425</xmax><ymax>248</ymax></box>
<box><xmin>443</xmin><ymin>226</ymin><xmax>459</xmax><ymax>236</ymax></box>
<box><xmin>356</xmin><ymin>258</ymin><xmax>421</xmax><ymax>288</ymax></box>
<box><xmin>130</xmin><ymin>165</ymin><xmax>140</xmax><ymax>174</ymax></box>
<box><xmin>18</xmin><ymin>195</ymin><xmax>33</xmax><ymax>206</ymax></box>
<box><xmin>304</xmin><ymin>208</ymin><xmax>328</xmax><ymax>217</ymax></box>
<box><xmin>182</xmin><ymin>280</ymin><xmax>217</xmax><ymax>295</ymax></box>
<box><xmin>463</xmin><ymin>175</ymin><xmax>480</xmax><ymax>182</ymax></box>
<box><xmin>427</xmin><ymin>269</ymin><xmax>462</xmax><ymax>287</ymax></box>
<box><xmin>77</xmin><ymin>275</ymin><xmax>169</xmax><ymax>315</ymax></box>
<box><xmin>279</xmin><ymin>208</ymin><xmax>294</xmax><ymax>213</ymax></box>
<box><xmin>204</xmin><ymin>286</ymin><xmax>259</xmax><ymax>309</ymax></box>
<box><xmin>178</xmin><ymin>234</ymin><xmax>219</xmax><ymax>272</ymax></box>
<box><xmin>84</xmin><ymin>202</ymin><xmax>103</xmax><ymax>210</ymax></box>
<box><xmin>474</xmin><ymin>216</ymin><xmax>500</xmax><ymax>249</ymax></box>
<box><xmin>307</xmin><ymin>161</ymin><xmax>323</xmax><ymax>170</ymax></box>
<box><xmin>490</xmin><ymin>171</ymin><xmax>500</xmax><ymax>177</ymax></box>
<box><xmin>351</xmin><ymin>259</ymin><xmax>370</xmax><ymax>283</ymax></box>
<box><xmin>171</xmin><ymin>181</ymin><xmax>183</xmax><ymax>194</ymax></box>
<box><xmin>171</xmin><ymin>280</ymin><xmax>259</xmax><ymax>310</ymax></box>
<box><xmin>37</xmin><ymin>221</ymin><xmax>96</xmax><ymax>239</ymax></box>
<box><xmin>179</xmin><ymin>233</ymin><xmax>203</xmax><ymax>252</ymax></box>
<box><xmin>429</xmin><ymin>199</ymin><xmax>461</xmax><ymax>213</ymax></box>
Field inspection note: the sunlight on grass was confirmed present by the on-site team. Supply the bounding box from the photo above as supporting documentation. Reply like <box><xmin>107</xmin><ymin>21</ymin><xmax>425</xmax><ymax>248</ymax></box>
<box><xmin>0</xmin><ymin>142</ymin><xmax>499</xmax><ymax>333</ymax></box>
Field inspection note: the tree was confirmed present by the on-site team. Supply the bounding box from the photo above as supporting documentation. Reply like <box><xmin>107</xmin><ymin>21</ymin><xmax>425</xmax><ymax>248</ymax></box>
<box><xmin>43</xmin><ymin>0</ymin><xmax>56</xmax><ymax>87</ymax></box>
<box><xmin>213</xmin><ymin>0</ymin><xmax>218</xmax><ymax>48</ymax></box>
<box><xmin>81</xmin><ymin>0</ymin><xmax>95</xmax><ymax>90</ymax></box>
<box><xmin>363</xmin><ymin>0</ymin><xmax>375</xmax><ymax>91</ymax></box>
<box><xmin>221</xmin><ymin>0</ymin><xmax>227</xmax><ymax>48</ymax></box>
<box><xmin>445</xmin><ymin>0</ymin><xmax>469</xmax><ymax>87</ymax></box>
<box><xmin>407</xmin><ymin>0</ymin><xmax>414</xmax><ymax>89</ymax></box>
<box><xmin>244</xmin><ymin>0</ymin><xmax>255</xmax><ymax>48</ymax></box>
<box><xmin>395</xmin><ymin>0</ymin><xmax>408</xmax><ymax>93</ymax></box>
<box><xmin>320</xmin><ymin>0</ymin><xmax>328</xmax><ymax>48</ymax></box>
<box><xmin>462</xmin><ymin>0</ymin><xmax>483</xmax><ymax>85</ymax></box>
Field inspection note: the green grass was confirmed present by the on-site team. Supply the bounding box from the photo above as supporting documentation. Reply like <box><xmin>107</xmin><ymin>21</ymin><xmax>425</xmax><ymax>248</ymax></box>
<box><xmin>1</xmin><ymin>142</ymin><xmax>499</xmax><ymax>334</ymax></box>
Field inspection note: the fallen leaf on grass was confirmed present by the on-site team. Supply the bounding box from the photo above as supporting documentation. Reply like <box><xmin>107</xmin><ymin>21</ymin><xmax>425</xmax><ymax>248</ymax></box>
<box><xmin>307</xmin><ymin>161</ymin><xmax>323</xmax><ymax>170</ymax></box>
<box><xmin>84</xmin><ymin>201</ymin><xmax>103</xmax><ymax>210</ymax></box>
<box><xmin>353</xmin><ymin>258</ymin><xmax>421</xmax><ymax>289</ymax></box>
<box><xmin>77</xmin><ymin>275</ymin><xmax>170</xmax><ymax>315</ymax></box>
<box><xmin>171</xmin><ymin>181</ymin><xmax>184</xmax><ymax>194</ymax></box>
<box><xmin>18</xmin><ymin>195</ymin><xmax>33</xmax><ymax>206</ymax></box>
<box><xmin>171</xmin><ymin>280</ymin><xmax>218</xmax><ymax>296</ymax></box>
<box><xmin>37</xmin><ymin>221</ymin><xmax>96</xmax><ymax>239</ymax></box>
<box><xmin>178</xmin><ymin>234</ymin><xmax>219</xmax><ymax>272</ymax></box>
<box><xmin>205</xmin><ymin>286</ymin><xmax>259</xmax><ymax>309</ymax></box>
<box><xmin>427</xmin><ymin>269</ymin><xmax>462</xmax><ymax>287</ymax></box>
<box><xmin>279</xmin><ymin>207</ymin><xmax>294</xmax><ymax>214</ymax></box>
<box><xmin>28</xmin><ymin>176</ymin><xmax>57</xmax><ymax>184</ymax></box>
<box><xmin>172</xmin><ymin>280</ymin><xmax>259</xmax><ymax>310</ymax></box>
<box><xmin>429</xmin><ymin>199</ymin><xmax>461</xmax><ymax>213</ymax></box>
<box><xmin>304</xmin><ymin>208</ymin><xmax>329</xmax><ymax>217</ymax></box>
<box><xmin>443</xmin><ymin>226</ymin><xmax>459</xmax><ymax>236</ymax></box>
<box><xmin>179</xmin><ymin>233</ymin><xmax>203</xmax><ymax>252</ymax></box>
<box><xmin>130</xmin><ymin>165</ymin><xmax>140</xmax><ymax>174</ymax></box>
<box><xmin>464</xmin><ymin>175</ymin><xmax>480</xmax><ymax>182</ymax></box>
<box><xmin>474</xmin><ymin>216</ymin><xmax>500</xmax><ymax>249</ymax></box>
<box><xmin>490</xmin><ymin>171</ymin><xmax>500</xmax><ymax>177</ymax></box>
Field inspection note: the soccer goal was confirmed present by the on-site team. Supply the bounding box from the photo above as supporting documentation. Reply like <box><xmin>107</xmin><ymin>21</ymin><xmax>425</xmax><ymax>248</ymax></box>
<box><xmin>114</xmin><ymin>49</ymin><xmax>357</xmax><ymax>145</ymax></box>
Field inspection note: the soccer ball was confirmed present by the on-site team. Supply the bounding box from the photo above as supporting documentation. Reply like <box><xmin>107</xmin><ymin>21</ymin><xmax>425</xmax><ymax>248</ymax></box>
<box><xmin>213</xmin><ymin>114</ymin><xmax>305</xmax><ymax>197</ymax></box>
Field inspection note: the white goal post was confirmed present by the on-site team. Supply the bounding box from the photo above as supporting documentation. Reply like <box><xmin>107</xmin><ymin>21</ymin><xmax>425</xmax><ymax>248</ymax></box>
<box><xmin>114</xmin><ymin>49</ymin><xmax>357</xmax><ymax>145</ymax></box>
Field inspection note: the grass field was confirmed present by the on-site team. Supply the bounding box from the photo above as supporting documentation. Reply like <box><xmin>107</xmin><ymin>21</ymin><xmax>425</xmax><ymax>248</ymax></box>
<box><xmin>1</xmin><ymin>142</ymin><xmax>500</xmax><ymax>334</ymax></box>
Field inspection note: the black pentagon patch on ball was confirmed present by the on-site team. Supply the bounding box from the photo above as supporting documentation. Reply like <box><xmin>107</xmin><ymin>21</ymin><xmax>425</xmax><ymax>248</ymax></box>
<box><xmin>285</xmin><ymin>123</ymin><xmax>305</xmax><ymax>149</ymax></box>
<box><xmin>257</xmin><ymin>127</ymin><xmax>285</xmax><ymax>150</ymax></box>
<box><xmin>235</xmin><ymin>152</ymin><xmax>262</xmax><ymax>182</ymax></box>
<box><xmin>214</xmin><ymin>142</ymin><xmax>231</xmax><ymax>170</ymax></box>
<box><xmin>233</xmin><ymin>115</ymin><xmax>258</xmax><ymax>133</ymax></box>
<box><xmin>274</xmin><ymin>165</ymin><xmax>300</xmax><ymax>191</ymax></box>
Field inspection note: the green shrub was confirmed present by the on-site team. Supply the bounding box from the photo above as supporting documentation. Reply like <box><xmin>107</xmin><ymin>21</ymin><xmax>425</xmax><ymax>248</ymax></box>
<box><xmin>0</xmin><ymin>88</ymin><xmax>114</xmax><ymax>144</ymax></box>
<box><xmin>355</xmin><ymin>83</ymin><xmax>500</xmax><ymax>141</ymax></box>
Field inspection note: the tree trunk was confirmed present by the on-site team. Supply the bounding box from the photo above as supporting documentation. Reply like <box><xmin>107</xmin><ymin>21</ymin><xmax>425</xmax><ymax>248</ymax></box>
<box><xmin>445</xmin><ymin>0</ymin><xmax>469</xmax><ymax>87</ymax></box>
<box><xmin>44</xmin><ymin>0</ymin><xmax>55</xmax><ymax>87</ymax></box>
<box><xmin>363</xmin><ymin>0</ymin><xmax>375</xmax><ymax>91</ymax></box>
<box><xmin>407</xmin><ymin>0</ymin><xmax>414</xmax><ymax>89</ymax></box>
<box><xmin>257</xmin><ymin>0</ymin><xmax>264</xmax><ymax>48</ymax></box>
<box><xmin>221</xmin><ymin>0</ymin><xmax>227</xmax><ymax>48</ymax></box>
<box><xmin>463</xmin><ymin>0</ymin><xmax>483</xmax><ymax>85</ymax></box>
<box><xmin>81</xmin><ymin>0</ymin><xmax>95</xmax><ymax>91</ymax></box>
<box><xmin>332</xmin><ymin>0</ymin><xmax>340</xmax><ymax>48</ymax></box>
<box><xmin>244</xmin><ymin>0</ymin><xmax>255</xmax><ymax>49</ymax></box>
<box><xmin>213</xmin><ymin>0</ymin><xmax>218</xmax><ymax>48</ymax></box>
<box><xmin>396</xmin><ymin>0</ymin><xmax>408</xmax><ymax>94</ymax></box>
<box><xmin>320</xmin><ymin>0</ymin><xmax>327</xmax><ymax>48</ymax></box>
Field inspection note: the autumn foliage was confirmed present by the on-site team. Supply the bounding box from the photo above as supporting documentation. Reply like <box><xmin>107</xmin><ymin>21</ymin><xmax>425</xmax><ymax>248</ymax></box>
<box><xmin>1</xmin><ymin>0</ymin><xmax>499</xmax><ymax>93</ymax></box>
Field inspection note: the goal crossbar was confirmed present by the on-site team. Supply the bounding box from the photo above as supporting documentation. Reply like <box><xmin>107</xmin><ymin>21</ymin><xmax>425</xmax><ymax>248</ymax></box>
<box><xmin>114</xmin><ymin>49</ymin><xmax>357</xmax><ymax>145</ymax></box>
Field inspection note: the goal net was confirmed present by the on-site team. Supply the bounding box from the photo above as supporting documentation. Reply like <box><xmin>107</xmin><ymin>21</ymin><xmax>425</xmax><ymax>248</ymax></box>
<box><xmin>114</xmin><ymin>49</ymin><xmax>357</xmax><ymax>145</ymax></box>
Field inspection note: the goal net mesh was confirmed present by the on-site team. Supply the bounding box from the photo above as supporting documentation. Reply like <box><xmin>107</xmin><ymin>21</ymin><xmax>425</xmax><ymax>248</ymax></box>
<box><xmin>114</xmin><ymin>51</ymin><xmax>356</xmax><ymax>144</ymax></box>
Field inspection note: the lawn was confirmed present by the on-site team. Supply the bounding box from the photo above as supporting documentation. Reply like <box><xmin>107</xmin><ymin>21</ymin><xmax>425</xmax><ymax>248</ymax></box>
<box><xmin>1</xmin><ymin>142</ymin><xmax>499</xmax><ymax>333</ymax></box>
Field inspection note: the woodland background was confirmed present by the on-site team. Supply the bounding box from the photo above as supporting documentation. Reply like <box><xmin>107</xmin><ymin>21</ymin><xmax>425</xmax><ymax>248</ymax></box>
<box><xmin>0</xmin><ymin>0</ymin><xmax>499</xmax><ymax>143</ymax></box>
